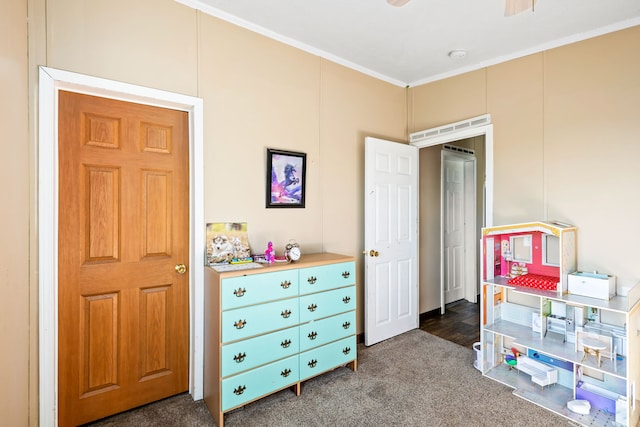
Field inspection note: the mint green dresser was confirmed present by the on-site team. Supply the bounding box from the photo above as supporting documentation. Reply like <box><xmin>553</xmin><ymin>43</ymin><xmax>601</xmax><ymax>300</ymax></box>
<box><xmin>204</xmin><ymin>253</ymin><xmax>357</xmax><ymax>427</ymax></box>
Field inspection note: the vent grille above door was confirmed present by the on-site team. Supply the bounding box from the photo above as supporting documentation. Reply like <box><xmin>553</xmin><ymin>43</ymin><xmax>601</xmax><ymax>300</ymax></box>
<box><xmin>410</xmin><ymin>114</ymin><xmax>491</xmax><ymax>144</ymax></box>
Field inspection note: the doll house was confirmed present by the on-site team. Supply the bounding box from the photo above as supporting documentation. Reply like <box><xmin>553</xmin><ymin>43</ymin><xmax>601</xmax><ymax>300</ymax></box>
<box><xmin>481</xmin><ymin>221</ymin><xmax>577</xmax><ymax>293</ymax></box>
<box><xmin>479</xmin><ymin>221</ymin><xmax>640</xmax><ymax>427</ymax></box>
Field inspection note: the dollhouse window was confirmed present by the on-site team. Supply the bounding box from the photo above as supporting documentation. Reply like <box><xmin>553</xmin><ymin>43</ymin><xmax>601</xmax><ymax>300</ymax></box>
<box><xmin>542</xmin><ymin>234</ymin><xmax>560</xmax><ymax>266</ymax></box>
<box><xmin>510</xmin><ymin>235</ymin><xmax>532</xmax><ymax>263</ymax></box>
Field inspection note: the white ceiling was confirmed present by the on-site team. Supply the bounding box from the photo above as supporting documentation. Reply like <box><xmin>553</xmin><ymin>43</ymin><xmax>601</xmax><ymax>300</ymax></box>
<box><xmin>179</xmin><ymin>0</ymin><xmax>640</xmax><ymax>87</ymax></box>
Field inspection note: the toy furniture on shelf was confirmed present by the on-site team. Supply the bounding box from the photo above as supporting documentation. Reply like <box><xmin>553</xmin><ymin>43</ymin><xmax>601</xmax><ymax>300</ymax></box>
<box><xmin>517</xmin><ymin>356</ymin><xmax>558</xmax><ymax>389</ymax></box>
<box><xmin>576</xmin><ymin>330</ymin><xmax>613</xmax><ymax>368</ymax></box>
<box><xmin>544</xmin><ymin>314</ymin><xmax>568</xmax><ymax>342</ymax></box>
<box><xmin>569</xmin><ymin>271</ymin><xmax>617</xmax><ymax>301</ymax></box>
<box><xmin>575</xmin><ymin>381</ymin><xmax>625</xmax><ymax>417</ymax></box>
<box><xmin>580</xmin><ymin>338</ymin><xmax>607</xmax><ymax>367</ymax></box>
<box><xmin>479</xmin><ymin>221</ymin><xmax>640</xmax><ymax>427</ymax></box>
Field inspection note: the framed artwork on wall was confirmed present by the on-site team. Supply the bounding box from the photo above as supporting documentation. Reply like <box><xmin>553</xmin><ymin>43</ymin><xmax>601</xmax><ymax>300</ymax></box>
<box><xmin>266</xmin><ymin>148</ymin><xmax>306</xmax><ymax>208</ymax></box>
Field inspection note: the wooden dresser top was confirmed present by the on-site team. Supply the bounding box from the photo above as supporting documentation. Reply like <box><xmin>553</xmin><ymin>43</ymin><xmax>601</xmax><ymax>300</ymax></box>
<box><xmin>205</xmin><ymin>252</ymin><xmax>355</xmax><ymax>280</ymax></box>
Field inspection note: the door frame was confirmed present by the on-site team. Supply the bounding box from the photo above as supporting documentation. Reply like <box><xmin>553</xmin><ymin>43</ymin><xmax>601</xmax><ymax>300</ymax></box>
<box><xmin>38</xmin><ymin>67</ymin><xmax>205</xmax><ymax>426</ymax></box>
<box><xmin>410</xmin><ymin>115</ymin><xmax>494</xmax><ymax>314</ymax></box>
<box><xmin>440</xmin><ymin>148</ymin><xmax>477</xmax><ymax>312</ymax></box>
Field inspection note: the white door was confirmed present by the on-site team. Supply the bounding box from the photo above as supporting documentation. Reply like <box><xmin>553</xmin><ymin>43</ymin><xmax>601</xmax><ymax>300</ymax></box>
<box><xmin>440</xmin><ymin>148</ymin><xmax>477</xmax><ymax>313</ymax></box>
<box><xmin>443</xmin><ymin>156</ymin><xmax>465</xmax><ymax>304</ymax></box>
<box><xmin>364</xmin><ymin>137</ymin><xmax>419</xmax><ymax>346</ymax></box>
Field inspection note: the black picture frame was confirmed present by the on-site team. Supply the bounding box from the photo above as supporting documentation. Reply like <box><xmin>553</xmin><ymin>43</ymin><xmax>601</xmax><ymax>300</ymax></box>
<box><xmin>266</xmin><ymin>148</ymin><xmax>306</xmax><ymax>208</ymax></box>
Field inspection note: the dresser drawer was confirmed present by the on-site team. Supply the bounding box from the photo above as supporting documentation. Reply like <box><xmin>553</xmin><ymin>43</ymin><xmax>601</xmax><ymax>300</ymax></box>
<box><xmin>221</xmin><ymin>327</ymin><xmax>299</xmax><ymax>377</ymax></box>
<box><xmin>299</xmin><ymin>286</ymin><xmax>356</xmax><ymax>323</ymax></box>
<box><xmin>221</xmin><ymin>355</ymin><xmax>299</xmax><ymax>412</ymax></box>
<box><xmin>299</xmin><ymin>311</ymin><xmax>355</xmax><ymax>352</ymax></box>
<box><xmin>221</xmin><ymin>270</ymin><xmax>299</xmax><ymax>310</ymax></box>
<box><xmin>299</xmin><ymin>261</ymin><xmax>355</xmax><ymax>295</ymax></box>
<box><xmin>222</xmin><ymin>299</ymin><xmax>299</xmax><ymax>343</ymax></box>
<box><xmin>299</xmin><ymin>336</ymin><xmax>356</xmax><ymax>381</ymax></box>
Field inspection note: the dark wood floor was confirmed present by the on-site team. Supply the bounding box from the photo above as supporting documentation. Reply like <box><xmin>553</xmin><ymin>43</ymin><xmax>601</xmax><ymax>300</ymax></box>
<box><xmin>419</xmin><ymin>299</ymin><xmax>480</xmax><ymax>349</ymax></box>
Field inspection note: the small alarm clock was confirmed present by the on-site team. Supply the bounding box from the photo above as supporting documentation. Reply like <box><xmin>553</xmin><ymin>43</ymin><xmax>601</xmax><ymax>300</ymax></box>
<box><xmin>284</xmin><ymin>239</ymin><xmax>301</xmax><ymax>262</ymax></box>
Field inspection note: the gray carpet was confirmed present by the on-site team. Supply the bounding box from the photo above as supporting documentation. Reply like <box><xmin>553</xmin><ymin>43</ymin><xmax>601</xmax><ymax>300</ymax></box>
<box><xmin>87</xmin><ymin>329</ymin><xmax>570</xmax><ymax>426</ymax></box>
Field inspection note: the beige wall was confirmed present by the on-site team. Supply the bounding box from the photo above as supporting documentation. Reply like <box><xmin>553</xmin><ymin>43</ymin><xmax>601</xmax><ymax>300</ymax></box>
<box><xmin>412</xmin><ymin>25</ymin><xmax>640</xmax><ymax>312</ymax></box>
<box><xmin>47</xmin><ymin>0</ymin><xmax>199</xmax><ymax>95</ymax></box>
<box><xmin>2</xmin><ymin>0</ymin><xmax>30</xmax><ymax>425</ymax></box>
<box><xmin>543</xmin><ymin>29</ymin><xmax>640</xmax><ymax>279</ymax></box>
<box><xmin>319</xmin><ymin>60</ymin><xmax>406</xmax><ymax>311</ymax></box>
<box><xmin>410</xmin><ymin>69</ymin><xmax>487</xmax><ymax>131</ymax></box>
<box><xmin>6</xmin><ymin>0</ymin><xmax>640</xmax><ymax>423</ymax></box>
<box><xmin>10</xmin><ymin>1</ymin><xmax>405</xmax><ymax>424</ymax></box>
<box><xmin>199</xmin><ymin>15</ymin><xmax>324</xmax><ymax>250</ymax></box>
<box><xmin>196</xmin><ymin>14</ymin><xmax>406</xmax><ymax>330</ymax></box>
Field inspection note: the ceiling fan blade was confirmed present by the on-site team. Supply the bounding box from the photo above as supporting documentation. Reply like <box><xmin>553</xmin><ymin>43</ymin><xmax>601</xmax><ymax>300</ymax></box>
<box><xmin>387</xmin><ymin>0</ymin><xmax>411</xmax><ymax>7</ymax></box>
<box><xmin>505</xmin><ymin>0</ymin><xmax>537</xmax><ymax>16</ymax></box>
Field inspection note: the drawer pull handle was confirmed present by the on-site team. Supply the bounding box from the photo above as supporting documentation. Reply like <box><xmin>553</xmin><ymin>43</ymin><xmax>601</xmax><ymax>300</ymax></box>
<box><xmin>233</xmin><ymin>385</ymin><xmax>246</xmax><ymax>395</ymax></box>
<box><xmin>281</xmin><ymin>368</ymin><xmax>292</xmax><ymax>378</ymax></box>
<box><xmin>307</xmin><ymin>276</ymin><xmax>317</xmax><ymax>285</ymax></box>
<box><xmin>281</xmin><ymin>339</ymin><xmax>292</xmax><ymax>348</ymax></box>
<box><xmin>308</xmin><ymin>331</ymin><xmax>317</xmax><ymax>340</ymax></box>
<box><xmin>343</xmin><ymin>347</ymin><xmax>351</xmax><ymax>355</ymax></box>
<box><xmin>342</xmin><ymin>321</ymin><xmax>351</xmax><ymax>329</ymax></box>
<box><xmin>234</xmin><ymin>319</ymin><xmax>247</xmax><ymax>330</ymax></box>
<box><xmin>233</xmin><ymin>352</ymin><xmax>246</xmax><ymax>363</ymax></box>
<box><xmin>307</xmin><ymin>303</ymin><xmax>317</xmax><ymax>312</ymax></box>
<box><xmin>342</xmin><ymin>296</ymin><xmax>351</xmax><ymax>304</ymax></box>
<box><xmin>280</xmin><ymin>280</ymin><xmax>291</xmax><ymax>289</ymax></box>
<box><xmin>342</xmin><ymin>271</ymin><xmax>350</xmax><ymax>278</ymax></box>
<box><xmin>233</xmin><ymin>287</ymin><xmax>246</xmax><ymax>297</ymax></box>
<box><xmin>281</xmin><ymin>309</ymin><xmax>292</xmax><ymax>319</ymax></box>
<box><xmin>308</xmin><ymin>359</ymin><xmax>317</xmax><ymax>368</ymax></box>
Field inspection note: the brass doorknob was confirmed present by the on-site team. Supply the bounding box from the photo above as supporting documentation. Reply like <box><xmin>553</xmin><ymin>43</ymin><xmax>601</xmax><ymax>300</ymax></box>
<box><xmin>175</xmin><ymin>264</ymin><xmax>187</xmax><ymax>274</ymax></box>
<box><xmin>369</xmin><ymin>250</ymin><xmax>379</xmax><ymax>257</ymax></box>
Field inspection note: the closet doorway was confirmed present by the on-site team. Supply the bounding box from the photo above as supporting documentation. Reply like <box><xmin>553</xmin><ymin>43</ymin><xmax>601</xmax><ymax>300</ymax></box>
<box><xmin>441</xmin><ymin>145</ymin><xmax>477</xmax><ymax>306</ymax></box>
<box><xmin>410</xmin><ymin>115</ymin><xmax>493</xmax><ymax>316</ymax></box>
<box><xmin>419</xmin><ymin>138</ymin><xmax>486</xmax><ymax>315</ymax></box>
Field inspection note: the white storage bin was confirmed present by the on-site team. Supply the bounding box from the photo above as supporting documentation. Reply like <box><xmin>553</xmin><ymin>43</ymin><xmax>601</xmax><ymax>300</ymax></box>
<box><xmin>473</xmin><ymin>342</ymin><xmax>482</xmax><ymax>371</ymax></box>
<box><xmin>568</xmin><ymin>272</ymin><xmax>616</xmax><ymax>300</ymax></box>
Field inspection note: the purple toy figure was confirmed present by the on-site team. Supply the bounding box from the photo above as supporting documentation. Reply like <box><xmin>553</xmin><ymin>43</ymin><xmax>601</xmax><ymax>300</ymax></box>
<box><xmin>265</xmin><ymin>241</ymin><xmax>275</xmax><ymax>264</ymax></box>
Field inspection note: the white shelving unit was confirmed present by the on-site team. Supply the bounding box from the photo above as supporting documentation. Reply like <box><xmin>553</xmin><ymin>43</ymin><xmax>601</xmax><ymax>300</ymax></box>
<box><xmin>480</xmin><ymin>222</ymin><xmax>640</xmax><ymax>427</ymax></box>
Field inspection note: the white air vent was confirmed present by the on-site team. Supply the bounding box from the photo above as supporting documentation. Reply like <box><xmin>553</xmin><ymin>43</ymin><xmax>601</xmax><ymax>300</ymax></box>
<box><xmin>410</xmin><ymin>114</ymin><xmax>491</xmax><ymax>144</ymax></box>
<box><xmin>443</xmin><ymin>144</ymin><xmax>475</xmax><ymax>155</ymax></box>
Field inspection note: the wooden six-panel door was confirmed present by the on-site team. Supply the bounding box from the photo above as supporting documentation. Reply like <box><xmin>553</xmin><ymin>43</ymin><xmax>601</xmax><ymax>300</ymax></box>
<box><xmin>58</xmin><ymin>91</ymin><xmax>189</xmax><ymax>426</ymax></box>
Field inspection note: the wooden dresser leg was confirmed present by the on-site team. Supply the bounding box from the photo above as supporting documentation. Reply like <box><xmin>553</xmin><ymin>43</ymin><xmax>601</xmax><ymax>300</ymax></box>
<box><xmin>216</xmin><ymin>411</ymin><xmax>224</xmax><ymax>427</ymax></box>
<box><xmin>293</xmin><ymin>381</ymin><xmax>301</xmax><ymax>396</ymax></box>
<box><xmin>347</xmin><ymin>359</ymin><xmax>358</xmax><ymax>372</ymax></box>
